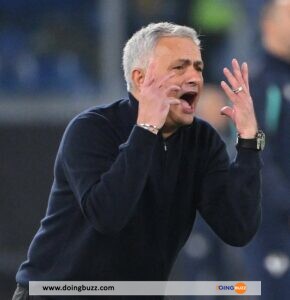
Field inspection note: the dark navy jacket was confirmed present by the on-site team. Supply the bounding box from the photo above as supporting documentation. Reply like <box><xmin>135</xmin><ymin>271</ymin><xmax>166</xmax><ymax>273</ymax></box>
<box><xmin>16</xmin><ymin>94</ymin><xmax>262</xmax><ymax>298</ymax></box>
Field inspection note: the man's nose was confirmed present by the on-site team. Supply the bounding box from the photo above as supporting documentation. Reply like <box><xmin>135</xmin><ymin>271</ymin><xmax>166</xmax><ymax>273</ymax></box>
<box><xmin>185</xmin><ymin>68</ymin><xmax>202</xmax><ymax>86</ymax></box>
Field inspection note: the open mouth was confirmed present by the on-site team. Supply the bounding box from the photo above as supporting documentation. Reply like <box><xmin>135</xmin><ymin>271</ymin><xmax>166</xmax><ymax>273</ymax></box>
<box><xmin>179</xmin><ymin>91</ymin><xmax>198</xmax><ymax>106</ymax></box>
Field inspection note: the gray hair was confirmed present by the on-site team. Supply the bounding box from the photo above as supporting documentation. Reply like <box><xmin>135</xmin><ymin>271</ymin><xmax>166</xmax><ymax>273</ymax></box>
<box><xmin>122</xmin><ymin>22</ymin><xmax>200</xmax><ymax>91</ymax></box>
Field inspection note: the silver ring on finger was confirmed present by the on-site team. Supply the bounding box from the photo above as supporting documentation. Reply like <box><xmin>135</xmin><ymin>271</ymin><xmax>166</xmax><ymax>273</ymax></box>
<box><xmin>232</xmin><ymin>86</ymin><xmax>243</xmax><ymax>94</ymax></box>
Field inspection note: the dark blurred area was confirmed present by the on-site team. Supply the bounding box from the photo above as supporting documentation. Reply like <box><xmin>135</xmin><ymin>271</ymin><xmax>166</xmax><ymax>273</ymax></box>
<box><xmin>0</xmin><ymin>0</ymin><xmax>99</xmax><ymax>95</ymax></box>
<box><xmin>1</xmin><ymin>0</ymin><xmax>289</xmax><ymax>299</ymax></box>
<box><xmin>0</xmin><ymin>124</ymin><xmax>64</xmax><ymax>298</ymax></box>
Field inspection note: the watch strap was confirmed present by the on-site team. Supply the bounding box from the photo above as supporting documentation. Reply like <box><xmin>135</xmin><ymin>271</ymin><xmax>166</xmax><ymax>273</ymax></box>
<box><xmin>236</xmin><ymin>130</ymin><xmax>265</xmax><ymax>151</ymax></box>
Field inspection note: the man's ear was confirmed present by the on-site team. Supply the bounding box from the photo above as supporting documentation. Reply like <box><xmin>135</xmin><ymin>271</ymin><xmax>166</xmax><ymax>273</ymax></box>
<box><xmin>132</xmin><ymin>68</ymin><xmax>145</xmax><ymax>91</ymax></box>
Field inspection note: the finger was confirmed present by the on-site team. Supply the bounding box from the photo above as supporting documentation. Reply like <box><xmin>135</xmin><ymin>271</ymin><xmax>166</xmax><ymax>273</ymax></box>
<box><xmin>167</xmin><ymin>98</ymin><xmax>181</xmax><ymax>105</ymax></box>
<box><xmin>232</xmin><ymin>58</ymin><xmax>245</xmax><ymax>87</ymax></box>
<box><xmin>223</xmin><ymin>67</ymin><xmax>239</xmax><ymax>89</ymax></box>
<box><xmin>241</xmin><ymin>62</ymin><xmax>249</xmax><ymax>90</ymax></box>
<box><xmin>157</xmin><ymin>71</ymin><xmax>176</xmax><ymax>88</ymax></box>
<box><xmin>221</xmin><ymin>80</ymin><xmax>237</xmax><ymax>102</ymax></box>
<box><xmin>164</xmin><ymin>84</ymin><xmax>181</xmax><ymax>96</ymax></box>
<box><xmin>143</xmin><ymin>60</ymin><xmax>156</xmax><ymax>87</ymax></box>
<box><xmin>220</xmin><ymin>106</ymin><xmax>234</xmax><ymax>121</ymax></box>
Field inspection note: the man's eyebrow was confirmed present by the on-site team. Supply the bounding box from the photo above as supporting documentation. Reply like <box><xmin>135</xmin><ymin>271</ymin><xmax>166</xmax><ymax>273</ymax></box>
<box><xmin>173</xmin><ymin>59</ymin><xmax>204</xmax><ymax>68</ymax></box>
<box><xmin>173</xmin><ymin>59</ymin><xmax>191</xmax><ymax>65</ymax></box>
<box><xmin>194</xmin><ymin>60</ymin><xmax>204</xmax><ymax>69</ymax></box>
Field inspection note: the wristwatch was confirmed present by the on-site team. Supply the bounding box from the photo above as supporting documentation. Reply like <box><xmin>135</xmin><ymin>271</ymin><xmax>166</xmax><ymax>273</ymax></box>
<box><xmin>236</xmin><ymin>130</ymin><xmax>266</xmax><ymax>151</ymax></box>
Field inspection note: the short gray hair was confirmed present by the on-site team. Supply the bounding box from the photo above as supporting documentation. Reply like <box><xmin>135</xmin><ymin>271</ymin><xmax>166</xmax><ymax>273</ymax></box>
<box><xmin>122</xmin><ymin>22</ymin><xmax>200</xmax><ymax>91</ymax></box>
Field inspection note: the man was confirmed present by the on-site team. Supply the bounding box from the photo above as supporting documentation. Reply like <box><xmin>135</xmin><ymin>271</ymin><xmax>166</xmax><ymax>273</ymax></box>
<box><xmin>243</xmin><ymin>1</ymin><xmax>290</xmax><ymax>299</ymax></box>
<box><xmin>13</xmin><ymin>22</ymin><xmax>264</xmax><ymax>300</ymax></box>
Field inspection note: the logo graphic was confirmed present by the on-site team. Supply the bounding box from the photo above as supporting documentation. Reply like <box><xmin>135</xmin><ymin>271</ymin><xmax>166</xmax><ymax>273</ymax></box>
<box><xmin>234</xmin><ymin>282</ymin><xmax>247</xmax><ymax>294</ymax></box>
<box><xmin>216</xmin><ymin>282</ymin><xmax>247</xmax><ymax>294</ymax></box>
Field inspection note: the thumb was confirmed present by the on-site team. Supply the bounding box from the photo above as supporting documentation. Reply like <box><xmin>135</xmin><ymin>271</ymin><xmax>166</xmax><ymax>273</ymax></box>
<box><xmin>220</xmin><ymin>106</ymin><xmax>234</xmax><ymax>121</ymax></box>
<box><xmin>168</xmin><ymin>98</ymin><xmax>181</xmax><ymax>105</ymax></box>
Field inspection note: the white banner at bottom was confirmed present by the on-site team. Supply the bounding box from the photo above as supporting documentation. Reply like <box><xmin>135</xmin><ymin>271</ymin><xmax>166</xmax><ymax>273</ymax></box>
<box><xmin>29</xmin><ymin>281</ymin><xmax>261</xmax><ymax>296</ymax></box>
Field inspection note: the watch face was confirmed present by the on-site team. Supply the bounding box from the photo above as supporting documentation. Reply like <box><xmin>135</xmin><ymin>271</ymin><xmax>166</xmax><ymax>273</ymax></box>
<box><xmin>257</xmin><ymin>131</ymin><xmax>266</xmax><ymax>150</ymax></box>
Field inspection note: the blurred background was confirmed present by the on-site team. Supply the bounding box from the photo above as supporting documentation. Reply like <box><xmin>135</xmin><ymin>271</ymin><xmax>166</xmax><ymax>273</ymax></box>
<box><xmin>0</xmin><ymin>0</ymin><xmax>289</xmax><ymax>299</ymax></box>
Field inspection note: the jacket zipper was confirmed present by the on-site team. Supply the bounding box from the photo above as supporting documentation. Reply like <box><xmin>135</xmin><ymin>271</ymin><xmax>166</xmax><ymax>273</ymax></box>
<box><xmin>163</xmin><ymin>141</ymin><xmax>168</xmax><ymax>152</ymax></box>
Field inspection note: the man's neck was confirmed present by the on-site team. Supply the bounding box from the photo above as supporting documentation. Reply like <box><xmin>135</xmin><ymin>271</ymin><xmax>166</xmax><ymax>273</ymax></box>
<box><xmin>161</xmin><ymin>124</ymin><xmax>179</xmax><ymax>139</ymax></box>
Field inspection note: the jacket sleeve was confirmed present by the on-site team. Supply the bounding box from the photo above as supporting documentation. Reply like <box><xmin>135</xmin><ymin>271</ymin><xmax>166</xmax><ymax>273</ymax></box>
<box><xmin>197</xmin><ymin>132</ymin><xmax>263</xmax><ymax>247</ymax></box>
<box><xmin>61</xmin><ymin>114</ymin><xmax>157</xmax><ymax>234</ymax></box>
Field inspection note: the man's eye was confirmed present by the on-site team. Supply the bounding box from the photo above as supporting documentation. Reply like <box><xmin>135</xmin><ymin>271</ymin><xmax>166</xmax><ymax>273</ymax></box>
<box><xmin>173</xmin><ymin>65</ymin><xmax>183</xmax><ymax>70</ymax></box>
<box><xmin>196</xmin><ymin>66</ymin><xmax>203</xmax><ymax>72</ymax></box>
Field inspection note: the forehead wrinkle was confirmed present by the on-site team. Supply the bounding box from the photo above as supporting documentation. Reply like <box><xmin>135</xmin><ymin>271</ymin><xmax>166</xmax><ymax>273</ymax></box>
<box><xmin>173</xmin><ymin>59</ymin><xmax>204</xmax><ymax>69</ymax></box>
<box><xmin>175</xmin><ymin>58</ymin><xmax>203</xmax><ymax>64</ymax></box>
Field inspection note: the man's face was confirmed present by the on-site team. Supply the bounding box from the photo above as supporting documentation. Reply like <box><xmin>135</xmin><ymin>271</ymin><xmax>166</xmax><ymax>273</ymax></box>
<box><xmin>150</xmin><ymin>37</ymin><xmax>204</xmax><ymax>129</ymax></box>
<box><xmin>275</xmin><ymin>2</ymin><xmax>290</xmax><ymax>53</ymax></box>
<box><xmin>265</xmin><ymin>1</ymin><xmax>290</xmax><ymax>58</ymax></box>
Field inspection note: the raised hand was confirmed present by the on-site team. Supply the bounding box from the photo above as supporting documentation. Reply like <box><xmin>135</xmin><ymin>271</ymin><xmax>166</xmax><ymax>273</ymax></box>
<box><xmin>220</xmin><ymin>58</ymin><xmax>258</xmax><ymax>138</ymax></box>
<box><xmin>137</xmin><ymin>61</ymin><xmax>181</xmax><ymax>130</ymax></box>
